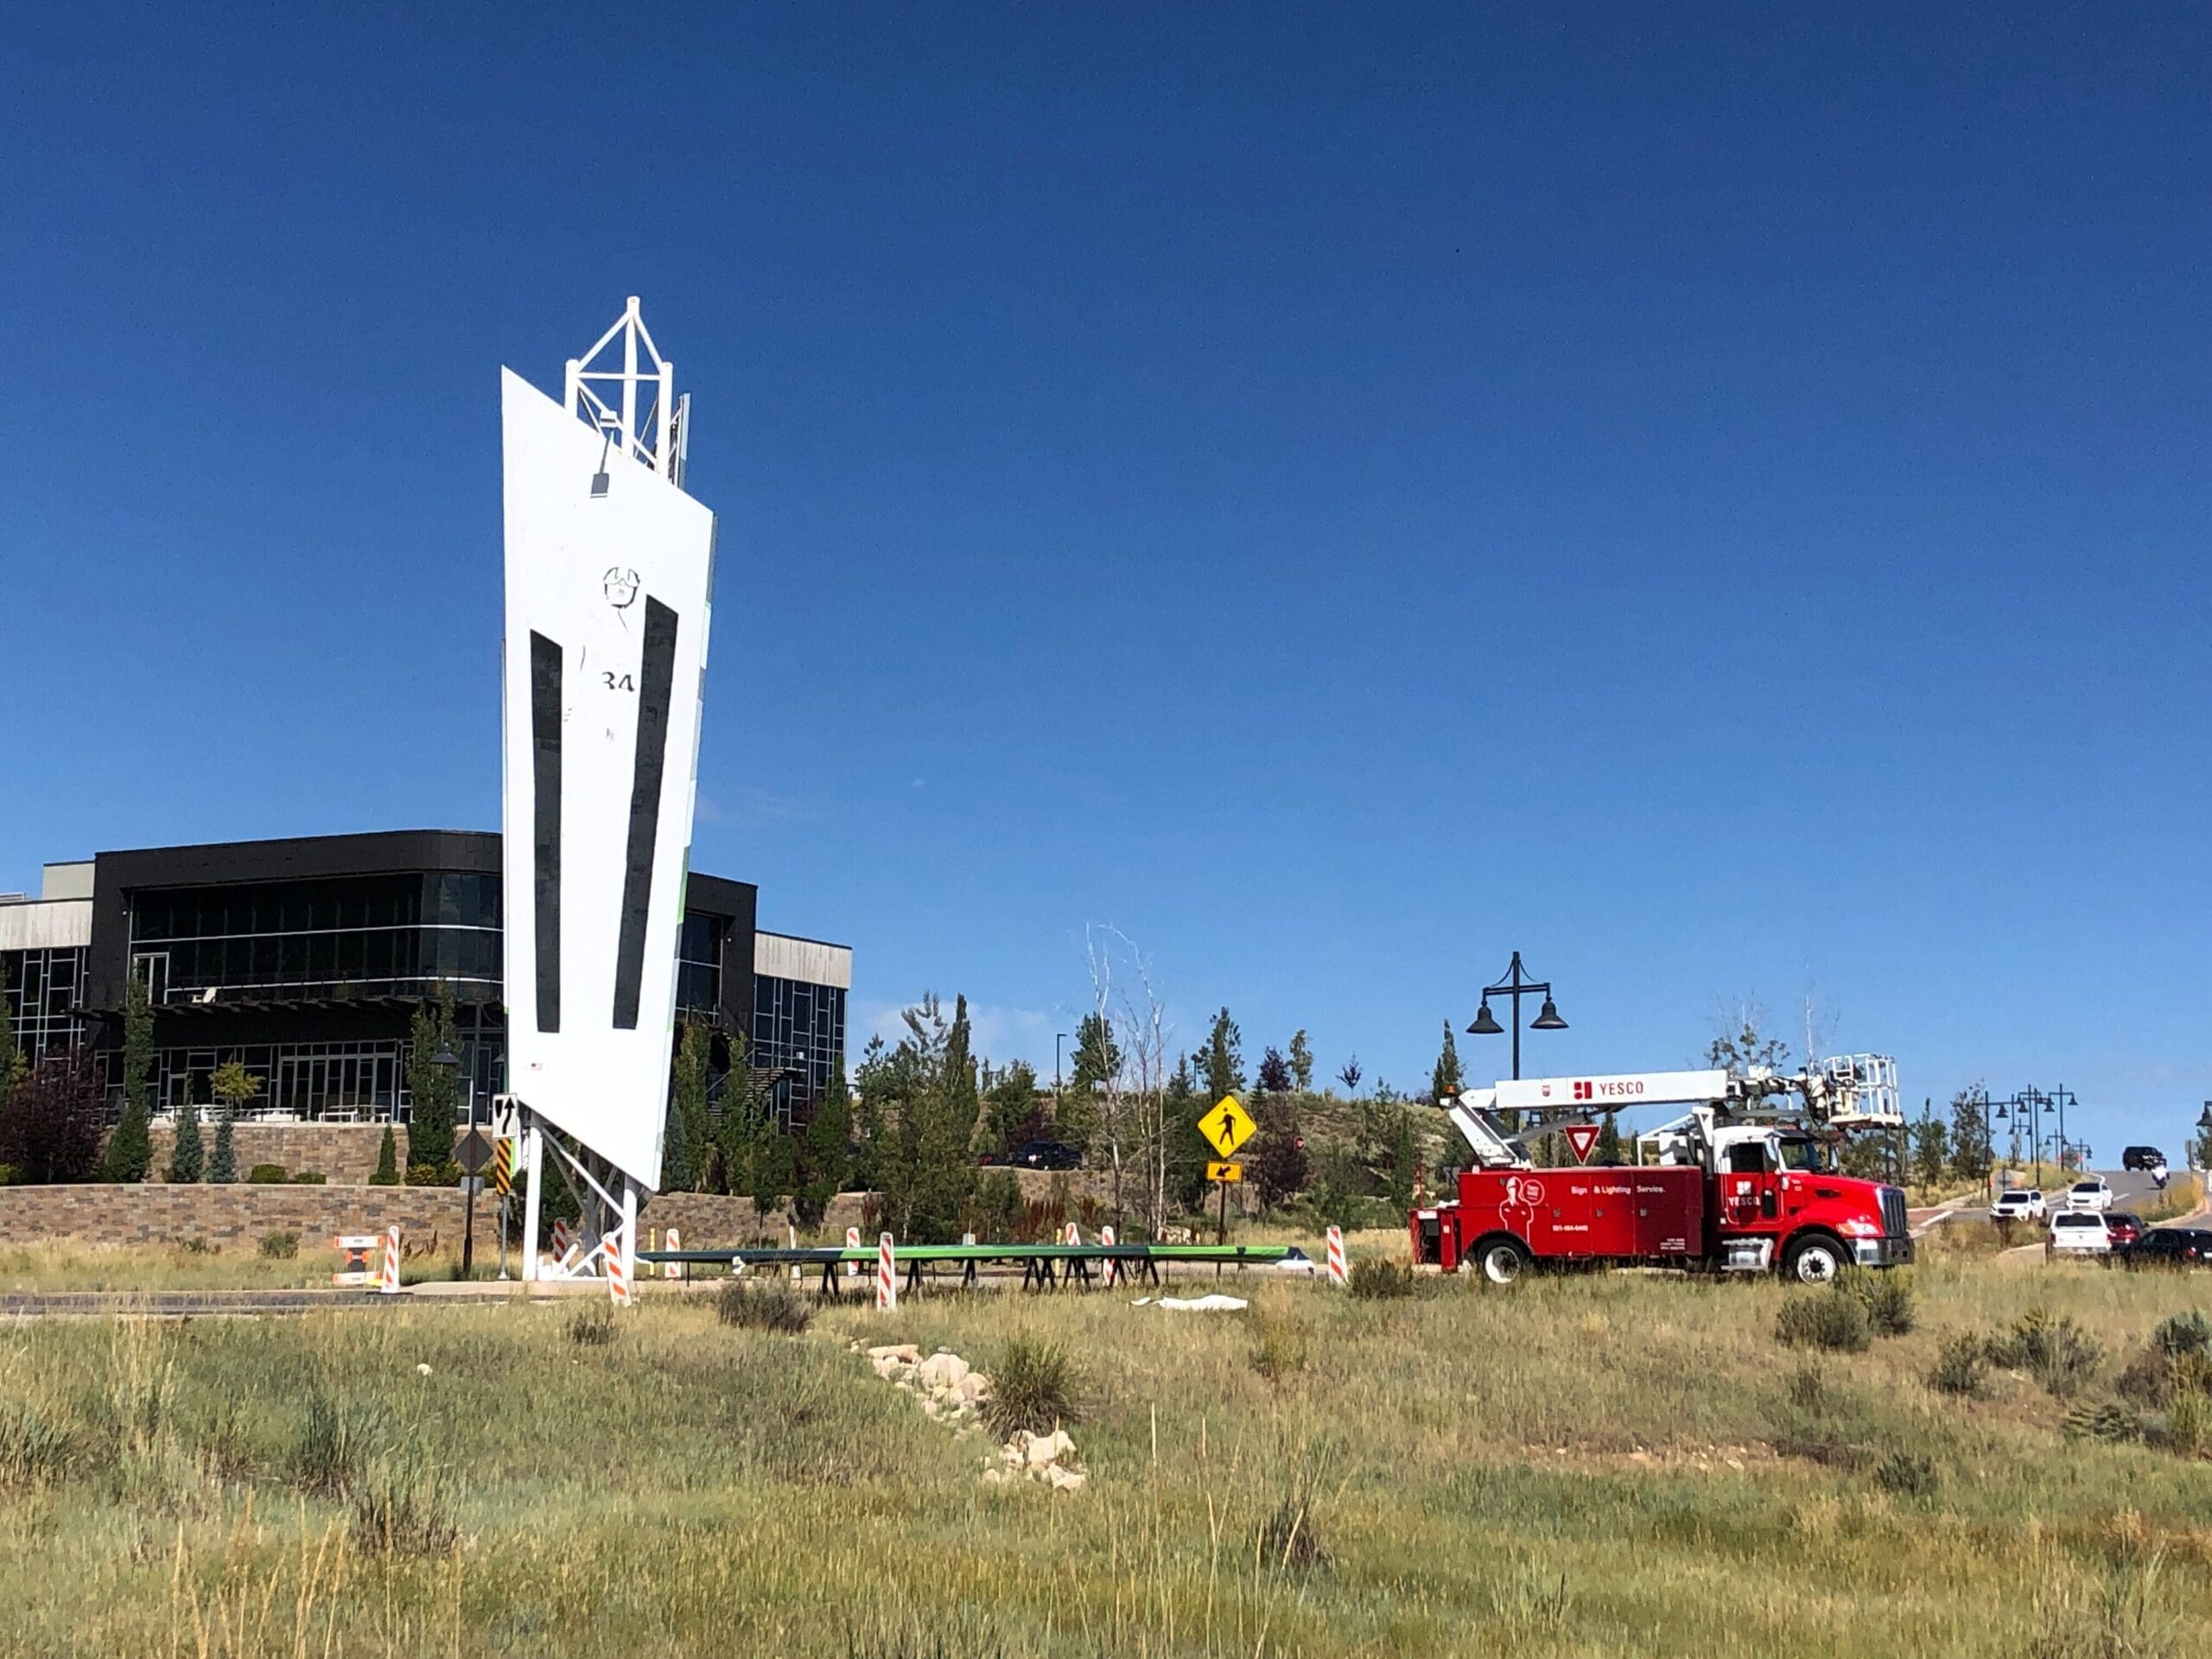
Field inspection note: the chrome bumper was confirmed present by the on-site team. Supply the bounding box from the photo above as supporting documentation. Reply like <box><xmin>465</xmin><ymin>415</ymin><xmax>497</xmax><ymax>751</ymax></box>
<box><xmin>1853</xmin><ymin>1234</ymin><xmax>1914</xmax><ymax>1268</ymax></box>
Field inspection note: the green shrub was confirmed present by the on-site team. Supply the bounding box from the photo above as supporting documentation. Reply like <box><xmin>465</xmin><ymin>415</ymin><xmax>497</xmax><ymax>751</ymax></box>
<box><xmin>1871</xmin><ymin>1449</ymin><xmax>1939</xmax><ymax>1497</ymax></box>
<box><xmin>1249</xmin><ymin>1308</ymin><xmax>1311</xmax><ymax>1382</ymax></box>
<box><xmin>291</xmin><ymin>1171</ymin><xmax>326</xmax><ymax>1184</ymax></box>
<box><xmin>1928</xmin><ymin>1334</ymin><xmax>1989</xmax><ymax>1398</ymax></box>
<box><xmin>177</xmin><ymin>1236</ymin><xmax>214</xmax><ymax>1255</ymax></box>
<box><xmin>2062</xmin><ymin>1398</ymin><xmax>2145</xmax><ymax>1445</ymax></box>
<box><xmin>290</xmin><ymin>1389</ymin><xmax>364</xmax><ymax>1497</ymax></box>
<box><xmin>0</xmin><ymin>1164</ymin><xmax>18</xmax><ymax>1186</ymax></box>
<box><xmin>1257</xmin><ymin>1471</ymin><xmax>1329</xmax><ymax>1570</ymax></box>
<box><xmin>1347</xmin><ymin>1258</ymin><xmax>1414</xmax><ymax>1300</ymax></box>
<box><xmin>349</xmin><ymin>1444</ymin><xmax>460</xmax><ymax>1556</ymax></box>
<box><xmin>1986</xmin><ymin>1307</ymin><xmax>2103</xmax><ymax>1398</ymax></box>
<box><xmin>1840</xmin><ymin>1268</ymin><xmax>1915</xmax><ymax>1336</ymax></box>
<box><xmin>0</xmin><ymin>1399</ymin><xmax>71</xmax><ymax>1490</ymax></box>
<box><xmin>2162</xmin><ymin>1389</ymin><xmax>2209</xmax><ymax>1457</ymax></box>
<box><xmin>246</xmin><ymin>1163</ymin><xmax>289</xmax><ymax>1184</ymax></box>
<box><xmin>1764</xmin><ymin>1362</ymin><xmax>1872</xmax><ymax>1470</ymax></box>
<box><xmin>986</xmin><ymin>1337</ymin><xmax>1084</xmax><ymax>1439</ymax></box>
<box><xmin>2152</xmin><ymin>1310</ymin><xmax>2212</xmax><ymax>1360</ymax></box>
<box><xmin>1776</xmin><ymin>1289</ymin><xmax>1872</xmax><ymax>1353</ymax></box>
<box><xmin>564</xmin><ymin>1304</ymin><xmax>618</xmax><ymax>1347</ymax></box>
<box><xmin>258</xmin><ymin>1230</ymin><xmax>300</xmax><ymax>1260</ymax></box>
<box><xmin>715</xmin><ymin>1277</ymin><xmax>812</xmax><ymax>1335</ymax></box>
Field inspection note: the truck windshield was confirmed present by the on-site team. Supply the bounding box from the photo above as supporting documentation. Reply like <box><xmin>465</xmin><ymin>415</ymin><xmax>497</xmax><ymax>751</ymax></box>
<box><xmin>1776</xmin><ymin>1138</ymin><xmax>1832</xmax><ymax>1173</ymax></box>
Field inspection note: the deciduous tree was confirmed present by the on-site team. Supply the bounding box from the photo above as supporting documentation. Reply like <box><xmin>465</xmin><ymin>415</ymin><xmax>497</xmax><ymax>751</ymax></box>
<box><xmin>1910</xmin><ymin>1101</ymin><xmax>1950</xmax><ymax>1191</ymax></box>
<box><xmin>1338</xmin><ymin>1056</ymin><xmax>1362</xmax><ymax>1096</ymax></box>
<box><xmin>0</xmin><ymin>1051</ymin><xmax>105</xmax><ymax>1183</ymax></box>
<box><xmin>1287</xmin><ymin>1029</ymin><xmax>1313</xmax><ymax>1092</ymax></box>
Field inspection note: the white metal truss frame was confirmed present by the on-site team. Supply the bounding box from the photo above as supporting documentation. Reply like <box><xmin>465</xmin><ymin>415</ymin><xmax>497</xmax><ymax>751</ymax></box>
<box><xmin>518</xmin><ymin>1105</ymin><xmax>639</xmax><ymax>1292</ymax></box>
<box><xmin>564</xmin><ymin>296</ymin><xmax>690</xmax><ymax>489</ymax></box>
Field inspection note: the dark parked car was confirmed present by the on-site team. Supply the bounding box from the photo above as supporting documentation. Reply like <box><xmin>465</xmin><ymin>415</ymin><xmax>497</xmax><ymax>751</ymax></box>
<box><xmin>2121</xmin><ymin>1146</ymin><xmax>2167</xmax><ymax>1172</ymax></box>
<box><xmin>2119</xmin><ymin>1227</ymin><xmax>2212</xmax><ymax>1268</ymax></box>
<box><xmin>1008</xmin><ymin>1139</ymin><xmax>1082</xmax><ymax>1171</ymax></box>
<box><xmin>2104</xmin><ymin>1211</ymin><xmax>2146</xmax><ymax>1249</ymax></box>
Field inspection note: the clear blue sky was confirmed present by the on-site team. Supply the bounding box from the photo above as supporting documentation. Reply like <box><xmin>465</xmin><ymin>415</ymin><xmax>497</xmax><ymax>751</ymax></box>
<box><xmin>3</xmin><ymin>5</ymin><xmax>2207</xmax><ymax>1155</ymax></box>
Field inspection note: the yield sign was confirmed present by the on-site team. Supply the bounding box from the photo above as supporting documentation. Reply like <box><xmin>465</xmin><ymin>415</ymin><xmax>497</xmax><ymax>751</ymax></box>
<box><xmin>1199</xmin><ymin>1096</ymin><xmax>1256</xmax><ymax>1160</ymax></box>
<box><xmin>1563</xmin><ymin>1123</ymin><xmax>1602</xmax><ymax>1164</ymax></box>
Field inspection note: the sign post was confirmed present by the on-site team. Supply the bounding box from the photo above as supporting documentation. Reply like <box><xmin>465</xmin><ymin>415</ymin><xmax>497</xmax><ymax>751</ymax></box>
<box><xmin>1198</xmin><ymin>1096</ymin><xmax>1256</xmax><ymax>1246</ymax></box>
<box><xmin>456</xmin><ymin>1127</ymin><xmax>493</xmax><ymax>1280</ymax></box>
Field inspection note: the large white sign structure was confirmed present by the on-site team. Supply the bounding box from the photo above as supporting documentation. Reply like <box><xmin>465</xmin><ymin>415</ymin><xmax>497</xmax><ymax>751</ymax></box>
<box><xmin>500</xmin><ymin>298</ymin><xmax>715</xmax><ymax>1282</ymax></box>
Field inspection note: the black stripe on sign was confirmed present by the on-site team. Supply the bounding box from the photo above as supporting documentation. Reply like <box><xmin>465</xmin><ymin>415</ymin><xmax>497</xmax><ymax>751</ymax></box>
<box><xmin>612</xmin><ymin>596</ymin><xmax>678</xmax><ymax>1028</ymax></box>
<box><xmin>529</xmin><ymin>631</ymin><xmax>563</xmax><ymax>1033</ymax></box>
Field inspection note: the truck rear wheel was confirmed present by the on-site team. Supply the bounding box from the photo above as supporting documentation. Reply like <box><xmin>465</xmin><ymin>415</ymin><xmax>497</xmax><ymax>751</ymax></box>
<box><xmin>1474</xmin><ymin>1236</ymin><xmax>1532</xmax><ymax>1287</ymax></box>
<box><xmin>1783</xmin><ymin>1233</ymin><xmax>1847</xmax><ymax>1285</ymax></box>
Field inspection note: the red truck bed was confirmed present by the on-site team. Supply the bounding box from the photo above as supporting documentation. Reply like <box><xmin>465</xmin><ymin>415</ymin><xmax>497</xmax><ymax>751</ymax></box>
<box><xmin>1455</xmin><ymin>1166</ymin><xmax>1705</xmax><ymax>1261</ymax></box>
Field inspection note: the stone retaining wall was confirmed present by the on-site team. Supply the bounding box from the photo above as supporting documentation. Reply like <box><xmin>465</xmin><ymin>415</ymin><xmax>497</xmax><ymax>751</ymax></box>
<box><xmin>138</xmin><ymin>1122</ymin><xmax>404</xmax><ymax>1185</ymax></box>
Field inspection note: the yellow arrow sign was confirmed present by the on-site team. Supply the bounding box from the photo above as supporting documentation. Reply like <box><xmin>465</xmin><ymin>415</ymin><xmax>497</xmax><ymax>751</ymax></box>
<box><xmin>1206</xmin><ymin>1161</ymin><xmax>1243</xmax><ymax>1183</ymax></box>
<box><xmin>1199</xmin><ymin>1096</ymin><xmax>1255</xmax><ymax>1160</ymax></box>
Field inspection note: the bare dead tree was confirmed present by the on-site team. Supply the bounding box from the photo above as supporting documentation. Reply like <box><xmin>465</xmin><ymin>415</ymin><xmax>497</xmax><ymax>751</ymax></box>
<box><xmin>1084</xmin><ymin>925</ymin><xmax>1175</xmax><ymax>1234</ymax></box>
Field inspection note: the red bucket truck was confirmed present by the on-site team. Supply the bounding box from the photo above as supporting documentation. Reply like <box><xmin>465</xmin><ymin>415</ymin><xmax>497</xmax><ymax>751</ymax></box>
<box><xmin>1411</xmin><ymin>1057</ymin><xmax>1911</xmax><ymax>1286</ymax></box>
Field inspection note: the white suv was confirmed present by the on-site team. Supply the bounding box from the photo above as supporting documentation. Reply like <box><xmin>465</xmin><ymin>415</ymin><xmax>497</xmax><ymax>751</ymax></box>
<box><xmin>2048</xmin><ymin>1212</ymin><xmax>2111</xmax><ymax>1256</ymax></box>
<box><xmin>2066</xmin><ymin>1178</ymin><xmax>2113</xmax><ymax>1212</ymax></box>
<box><xmin>1991</xmin><ymin>1189</ymin><xmax>2045</xmax><ymax>1223</ymax></box>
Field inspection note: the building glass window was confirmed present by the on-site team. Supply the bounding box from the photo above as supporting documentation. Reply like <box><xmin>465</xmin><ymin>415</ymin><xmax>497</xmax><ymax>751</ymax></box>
<box><xmin>125</xmin><ymin>874</ymin><xmax>502</xmax><ymax>1003</ymax></box>
<box><xmin>1</xmin><ymin>946</ymin><xmax>88</xmax><ymax>1064</ymax></box>
<box><xmin>750</xmin><ymin>973</ymin><xmax>846</xmax><ymax>1126</ymax></box>
<box><xmin>676</xmin><ymin>912</ymin><xmax>724</xmax><ymax>1016</ymax></box>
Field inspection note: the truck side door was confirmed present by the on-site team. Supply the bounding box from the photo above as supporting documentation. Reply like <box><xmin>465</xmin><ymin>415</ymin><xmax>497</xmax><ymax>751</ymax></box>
<box><xmin>1719</xmin><ymin>1141</ymin><xmax>1779</xmax><ymax>1231</ymax></box>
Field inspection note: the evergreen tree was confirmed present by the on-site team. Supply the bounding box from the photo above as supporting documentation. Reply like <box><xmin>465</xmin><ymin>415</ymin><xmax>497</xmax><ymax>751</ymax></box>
<box><xmin>1338</xmin><ymin>1056</ymin><xmax>1363</xmax><ymax>1096</ymax></box>
<box><xmin>102</xmin><ymin>968</ymin><xmax>156</xmax><ymax>1182</ymax></box>
<box><xmin>1201</xmin><ymin>1008</ymin><xmax>1244</xmax><ymax>1105</ymax></box>
<box><xmin>1430</xmin><ymin>1020</ymin><xmax>1464</xmax><ymax>1103</ymax></box>
<box><xmin>1910</xmin><ymin>1101</ymin><xmax>1950</xmax><ymax>1191</ymax></box>
<box><xmin>1384</xmin><ymin>1104</ymin><xmax>1418</xmax><ymax>1210</ymax></box>
<box><xmin>168</xmin><ymin>1087</ymin><xmax>205</xmax><ymax>1185</ymax></box>
<box><xmin>1069</xmin><ymin>1013</ymin><xmax>1121</xmax><ymax>1096</ymax></box>
<box><xmin>1256</xmin><ymin>1046</ymin><xmax>1293</xmax><ymax>1093</ymax></box>
<box><xmin>667</xmin><ymin>1020</ymin><xmax>712</xmax><ymax>1192</ymax></box>
<box><xmin>404</xmin><ymin>982</ymin><xmax>460</xmax><ymax>1178</ymax></box>
<box><xmin>1166</xmin><ymin>1055</ymin><xmax>1211</xmax><ymax>1211</ymax></box>
<box><xmin>982</xmin><ymin>1058</ymin><xmax>1039</xmax><ymax>1156</ymax></box>
<box><xmin>750</xmin><ymin>1123</ymin><xmax>793</xmax><ymax>1224</ymax></box>
<box><xmin>208</xmin><ymin>1105</ymin><xmax>238</xmax><ymax>1183</ymax></box>
<box><xmin>1595</xmin><ymin>1110</ymin><xmax>1625</xmax><ymax>1166</ymax></box>
<box><xmin>1287</xmin><ymin>1029</ymin><xmax>1314</xmax><ymax>1093</ymax></box>
<box><xmin>1250</xmin><ymin>1095</ymin><xmax>1308</xmax><ymax>1211</ymax></box>
<box><xmin>369</xmin><ymin>1125</ymin><xmax>399</xmax><ymax>1185</ymax></box>
<box><xmin>1947</xmin><ymin>1086</ymin><xmax>1993</xmax><ymax>1185</ymax></box>
<box><xmin>791</xmin><ymin>1067</ymin><xmax>852</xmax><ymax>1228</ymax></box>
<box><xmin>906</xmin><ymin>995</ymin><xmax>978</xmax><ymax>1241</ymax></box>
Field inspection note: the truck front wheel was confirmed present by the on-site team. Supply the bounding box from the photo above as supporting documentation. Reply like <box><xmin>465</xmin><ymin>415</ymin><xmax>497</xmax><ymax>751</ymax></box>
<box><xmin>1473</xmin><ymin>1236</ymin><xmax>1532</xmax><ymax>1287</ymax></box>
<box><xmin>1783</xmin><ymin>1233</ymin><xmax>1847</xmax><ymax>1285</ymax></box>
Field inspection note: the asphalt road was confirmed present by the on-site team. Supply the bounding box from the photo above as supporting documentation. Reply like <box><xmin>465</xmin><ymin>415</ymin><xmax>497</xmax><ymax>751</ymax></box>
<box><xmin>1913</xmin><ymin>1167</ymin><xmax>2180</xmax><ymax>1234</ymax></box>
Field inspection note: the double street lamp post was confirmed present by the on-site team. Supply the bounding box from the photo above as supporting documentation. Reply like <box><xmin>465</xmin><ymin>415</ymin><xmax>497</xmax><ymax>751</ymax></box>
<box><xmin>1466</xmin><ymin>954</ymin><xmax>1567</xmax><ymax>1135</ymax></box>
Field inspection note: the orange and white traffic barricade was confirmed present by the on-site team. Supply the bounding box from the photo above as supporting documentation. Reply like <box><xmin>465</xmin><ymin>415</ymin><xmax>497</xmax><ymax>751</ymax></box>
<box><xmin>333</xmin><ymin>1234</ymin><xmax>380</xmax><ymax>1287</ymax></box>
<box><xmin>381</xmin><ymin>1224</ymin><xmax>402</xmax><ymax>1294</ymax></box>
<box><xmin>1064</xmin><ymin>1221</ymin><xmax>1082</xmax><ymax>1247</ymax></box>
<box><xmin>605</xmin><ymin>1229</ymin><xmax>632</xmax><ymax>1306</ymax></box>
<box><xmin>663</xmin><ymin>1227</ymin><xmax>683</xmax><ymax>1281</ymax></box>
<box><xmin>1325</xmin><ymin>1225</ymin><xmax>1348</xmax><ymax>1287</ymax></box>
<box><xmin>846</xmin><ymin>1225</ymin><xmax>862</xmax><ymax>1279</ymax></box>
<box><xmin>549</xmin><ymin>1217</ymin><xmax>571</xmax><ymax>1268</ymax></box>
<box><xmin>876</xmin><ymin>1232</ymin><xmax>898</xmax><ymax>1313</ymax></box>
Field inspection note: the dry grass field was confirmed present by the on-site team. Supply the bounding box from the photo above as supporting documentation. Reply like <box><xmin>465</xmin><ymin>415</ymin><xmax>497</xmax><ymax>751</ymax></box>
<box><xmin>1</xmin><ymin>1230</ymin><xmax>2209</xmax><ymax>1656</ymax></box>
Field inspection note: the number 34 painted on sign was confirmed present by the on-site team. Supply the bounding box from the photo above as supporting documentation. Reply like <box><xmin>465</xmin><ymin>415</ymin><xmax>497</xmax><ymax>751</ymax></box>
<box><xmin>601</xmin><ymin>671</ymin><xmax>636</xmax><ymax>692</ymax></box>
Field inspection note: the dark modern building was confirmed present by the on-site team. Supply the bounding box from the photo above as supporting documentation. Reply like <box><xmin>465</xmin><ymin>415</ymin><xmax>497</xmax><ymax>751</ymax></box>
<box><xmin>0</xmin><ymin>831</ymin><xmax>849</xmax><ymax>1128</ymax></box>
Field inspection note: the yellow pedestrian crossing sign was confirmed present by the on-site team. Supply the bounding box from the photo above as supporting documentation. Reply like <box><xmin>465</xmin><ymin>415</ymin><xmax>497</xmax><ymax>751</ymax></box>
<box><xmin>1199</xmin><ymin>1096</ymin><xmax>1255</xmax><ymax>1160</ymax></box>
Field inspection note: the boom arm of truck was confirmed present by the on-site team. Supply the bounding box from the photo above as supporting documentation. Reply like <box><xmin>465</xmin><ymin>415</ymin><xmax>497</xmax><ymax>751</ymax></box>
<box><xmin>1441</xmin><ymin>1055</ymin><xmax>1904</xmax><ymax>1163</ymax></box>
